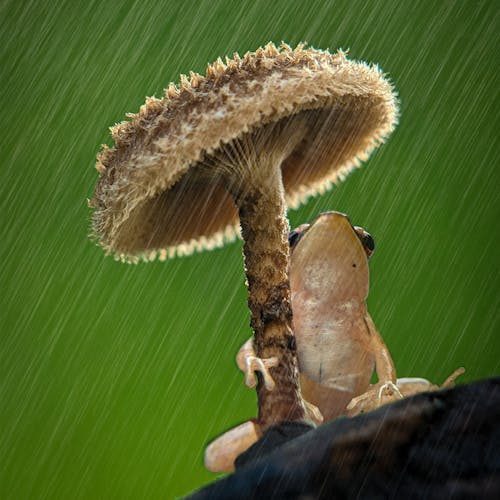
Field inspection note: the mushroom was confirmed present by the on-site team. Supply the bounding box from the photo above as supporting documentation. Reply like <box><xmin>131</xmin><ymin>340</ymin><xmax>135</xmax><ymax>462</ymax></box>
<box><xmin>89</xmin><ymin>43</ymin><xmax>398</xmax><ymax>429</ymax></box>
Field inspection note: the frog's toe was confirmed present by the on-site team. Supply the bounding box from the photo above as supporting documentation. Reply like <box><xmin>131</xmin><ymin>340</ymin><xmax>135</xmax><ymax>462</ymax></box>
<box><xmin>441</xmin><ymin>367</ymin><xmax>465</xmax><ymax>388</ymax></box>
<box><xmin>244</xmin><ymin>356</ymin><xmax>279</xmax><ymax>391</ymax></box>
<box><xmin>304</xmin><ymin>400</ymin><xmax>324</xmax><ymax>425</ymax></box>
<box><xmin>378</xmin><ymin>381</ymin><xmax>403</xmax><ymax>401</ymax></box>
<box><xmin>346</xmin><ymin>382</ymin><xmax>403</xmax><ymax>415</ymax></box>
<box><xmin>346</xmin><ymin>390</ymin><xmax>377</xmax><ymax>413</ymax></box>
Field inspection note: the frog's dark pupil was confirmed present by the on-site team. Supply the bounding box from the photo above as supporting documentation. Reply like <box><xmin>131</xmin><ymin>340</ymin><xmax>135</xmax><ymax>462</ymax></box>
<box><xmin>364</xmin><ymin>234</ymin><xmax>375</xmax><ymax>252</ymax></box>
<box><xmin>288</xmin><ymin>230</ymin><xmax>302</xmax><ymax>248</ymax></box>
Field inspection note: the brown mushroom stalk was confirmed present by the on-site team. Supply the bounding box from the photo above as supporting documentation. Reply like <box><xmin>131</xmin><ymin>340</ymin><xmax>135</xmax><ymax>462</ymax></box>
<box><xmin>201</xmin><ymin>121</ymin><xmax>311</xmax><ymax>425</ymax></box>
<box><xmin>89</xmin><ymin>43</ymin><xmax>398</xmax><ymax>432</ymax></box>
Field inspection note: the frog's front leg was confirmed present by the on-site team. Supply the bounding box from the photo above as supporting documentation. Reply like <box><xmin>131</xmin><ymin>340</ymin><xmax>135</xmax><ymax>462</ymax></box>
<box><xmin>237</xmin><ymin>338</ymin><xmax>323</xmax><ymax>424</ymax></box>
<box><xmin>346</xmin><ymin>314</ymin><xmax>403</xmax><ymax>415</ymax></box>
<box><xmin>236</xmin><ymin>338</ymin><xmax>279</xmax><ymax>390</ymax></box>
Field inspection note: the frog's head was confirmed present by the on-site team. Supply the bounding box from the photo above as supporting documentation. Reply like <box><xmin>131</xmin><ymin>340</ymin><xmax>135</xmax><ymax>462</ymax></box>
<box><xmin>289</xmin><ymin>211</ymin><xmax>374</xmax><ymax>302</ymax></box>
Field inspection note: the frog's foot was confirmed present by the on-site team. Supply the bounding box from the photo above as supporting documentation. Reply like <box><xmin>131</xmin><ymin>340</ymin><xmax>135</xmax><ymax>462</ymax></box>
<box><xmin>243</xmin><ymin>356</ymin><xmax>279</xmax><ymax>391</ymax></box>
<box><xmin>204</xmin><ymin>420</ymin><xmax>261</xmax><ymax>473</ymax></box>
<box><xmin>377</xmin><ymin>381</ymin><xmax>403</xmax><ymax>400</ymax></box>
<box><xmin>346</xmin><ymin>381</ymin><xmax>403</xmax><ymax>415</ymax></box>
<box><xmin>441</xmin><ymin>367</ymin><xmax>465</xmax><ymax>388</ymax></box>
<box><xmin>304</xmin><ymin>400</ymin><xmax>324</xmax><ymax>425</ymax></box>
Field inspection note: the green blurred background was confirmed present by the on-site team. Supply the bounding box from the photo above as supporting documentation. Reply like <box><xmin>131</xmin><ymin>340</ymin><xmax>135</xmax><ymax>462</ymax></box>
<box><xmin>1</xmin><ymin>0</ymin><xmax>499</xmax><ymax>498</ymax></box>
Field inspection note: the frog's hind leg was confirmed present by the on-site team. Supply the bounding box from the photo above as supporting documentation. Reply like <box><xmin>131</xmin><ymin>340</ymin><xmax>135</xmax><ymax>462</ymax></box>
<box><xmin>204</xmin><ymin>419</ymin><xmax>261</xmax><ymax>473</ymax></box>
<box><xmin>237</xmin><ymin>338</ymin><xmax>279</xmax><ymax>390</ymax></box>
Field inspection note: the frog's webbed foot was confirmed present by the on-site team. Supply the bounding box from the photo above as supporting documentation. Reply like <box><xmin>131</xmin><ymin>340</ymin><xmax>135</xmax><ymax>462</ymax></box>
<box><xmin>303</xmin><ymin>400</ymin><xmax>324</xmax><ymax>425</ymax></box>
<box><xmin>243</xmin><ymin>355</ymin><xmax>279</xmax><ymax>390</ymax></box>
<box><xmin>346</xmin><ymin>381</ymin><xmax>403</xmax><ymax>416</ymax></box>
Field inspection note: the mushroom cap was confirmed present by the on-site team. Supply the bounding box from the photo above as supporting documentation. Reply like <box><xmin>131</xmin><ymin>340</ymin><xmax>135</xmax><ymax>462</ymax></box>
<box><xmin>90</xmin><ymin>43</ymin><xmax>398</xmax><ymax>262</ymax></box>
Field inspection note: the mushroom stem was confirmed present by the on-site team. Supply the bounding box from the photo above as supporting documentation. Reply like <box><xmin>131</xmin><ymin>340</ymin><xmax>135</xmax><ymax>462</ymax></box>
<box><xmin>227</xmin><ymin>152</ymin><xmax>307</xmax><ymax>428</ymax></box>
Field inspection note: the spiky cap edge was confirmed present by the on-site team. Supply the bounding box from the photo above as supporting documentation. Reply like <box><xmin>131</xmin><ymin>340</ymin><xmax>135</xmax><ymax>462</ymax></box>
<box><xmin>90</xmin><ymin>42</ymin><xmax>399</xmax><ymax>263</ymax></box>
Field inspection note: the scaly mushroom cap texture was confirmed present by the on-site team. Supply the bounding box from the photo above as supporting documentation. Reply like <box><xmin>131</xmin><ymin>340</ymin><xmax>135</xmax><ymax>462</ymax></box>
<box><xmin>90</xmin><ymin>43</ymin><xmax>398</xmax><ymax>262</ymax></box>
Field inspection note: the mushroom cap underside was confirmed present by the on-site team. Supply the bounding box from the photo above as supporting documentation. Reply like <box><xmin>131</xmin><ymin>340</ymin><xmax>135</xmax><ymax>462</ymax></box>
<box><xmin>90</xmin><ymin>43</ymin><xmax>398</xmax><ymax>262</ymax></box>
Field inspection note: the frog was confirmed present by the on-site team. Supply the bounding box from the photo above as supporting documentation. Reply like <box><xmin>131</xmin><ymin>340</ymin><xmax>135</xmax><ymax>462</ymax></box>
<box><xmin>204</xmin><ymin>211</ymin><xmax>463</xmax><ymax>472</ymax></box>
<box><xmin>287</xmin><ymin>211</ymin><xmax>402</xmax><ymax>420</ymax></box>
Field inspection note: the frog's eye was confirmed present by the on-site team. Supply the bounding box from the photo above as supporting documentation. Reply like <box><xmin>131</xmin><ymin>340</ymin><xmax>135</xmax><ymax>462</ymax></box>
<box><xmin>288</xmin><ymin>223</ymin><xmax>310</xmax><ymax>251</ymax></box>
<box><xmin>363</xmin><ymin>233</ymin><xmax>375</xmax><ymax>255</ymax></box>
<box><xmin>354</xmin><ymin>226</ymin><xmax>375</xmax><ymax>258</ymax></box>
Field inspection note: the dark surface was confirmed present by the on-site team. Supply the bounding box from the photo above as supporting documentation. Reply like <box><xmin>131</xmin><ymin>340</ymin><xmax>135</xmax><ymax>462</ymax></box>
<box><xmin>235</xmin><ymin>421</ymin><xmax>315</xmax><ymax>470</ymax></box>
<box><xmin>186</xmin><ymin>378</ymin><xmax>500</xmax><ymax>499</ymax></box>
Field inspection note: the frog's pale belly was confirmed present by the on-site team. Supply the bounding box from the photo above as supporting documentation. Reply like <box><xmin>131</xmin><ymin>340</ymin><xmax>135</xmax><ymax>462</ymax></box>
<box><xmin>293</xmin><ymin>298</ymin><xmax>375</xmax><ymax>419</ymax></box>
<box><xmin>298</xmin><ymin>327</ymin><xmax>375</xmax><ymax>389</ymax></box>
